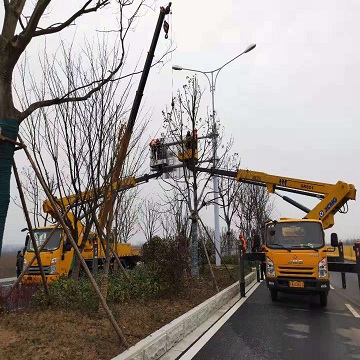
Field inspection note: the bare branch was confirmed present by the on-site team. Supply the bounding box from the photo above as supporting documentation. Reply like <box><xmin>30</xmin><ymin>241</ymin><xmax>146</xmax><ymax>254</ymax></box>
<box><xmin>58</xmin><ymin>44</ymin><xmax>174</xmax><ymax>100</ymax></box>
<box><xmin>18</xmin><ymin>51</ymin><xmax>124</xmax><ymax>121</ymax></box>
<box><xmin>14</xmin><ymin>0</ymin><xmax>50</xmax><ymax>47</ymax></box>
<box><xmin>19</xmin><ymin>38</ymin><xmax>174</xmax><ymax>121</ymax></box>
<box><xmin>33</xmin><ymin>1</ymin><xmax>110</xmax><ymax>37</ymax></box>
<box><xmin>3</xmin><ymin>0</ymin><xmax>9</xmax><ymax>12</ymax></box>
<box><xmin>18</xmin><ymin>14</ymin><xmax>26</xmax><ymax>31</ymax></box>
<box><xmin>1</xmin><ymin>0</ymin><xmax>26</xmax><ymax>39</ymax></box>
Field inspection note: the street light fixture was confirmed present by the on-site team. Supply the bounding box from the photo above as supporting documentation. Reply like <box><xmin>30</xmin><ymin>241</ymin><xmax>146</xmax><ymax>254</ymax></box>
<box><xmin>172</xmin><ymin>43</ymin><xmax>256</xmax><ymax>266</ymax></box>
<box><xmin>244</xmin><ymin>43</ymin><xmax>256</xmax><ymax>53</ymax></box>
<box><xmin>172</xmin><ymin>65</ymin><xmax>183</xmax><ymax>71</ymax></box>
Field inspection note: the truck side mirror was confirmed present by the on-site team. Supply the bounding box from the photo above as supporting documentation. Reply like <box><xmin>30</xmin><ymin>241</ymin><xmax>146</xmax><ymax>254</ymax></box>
<box><xmin>25</xmin><ymin>234</ymin><xmax>30</xmax><ymax>248</ymax></box>
<box><xmin>331</xmin><ymin>233</ymin><xmax>339</xmax><ymax>247</ymax></box>
<box><xmin>63</xmin><ymin>240</ymin><xmax>72</xmax><ymax>252</ymax></box>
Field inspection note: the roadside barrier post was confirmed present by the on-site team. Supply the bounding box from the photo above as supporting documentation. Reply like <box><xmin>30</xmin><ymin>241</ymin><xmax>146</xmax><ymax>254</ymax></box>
<box><xmin>238</xmin><ymin>244</ymin><xmax>245</xmax><ymax>297</ymax></box>
<box><xmin>354</xmin><ymin>241</ymin><xmax>360</xmax><ymax>290</ymax></box>
<box><xmin>339</xmin><ymin>241</ymin><xmax>346</xmax><ymax>289</ymax></box>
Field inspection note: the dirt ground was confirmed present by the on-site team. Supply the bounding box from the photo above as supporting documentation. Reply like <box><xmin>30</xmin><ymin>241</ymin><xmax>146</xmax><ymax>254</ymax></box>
<box><xmin>0</xmin><ymin>266</ymin><xmax>239</xmax><ymax>360</ymax></box>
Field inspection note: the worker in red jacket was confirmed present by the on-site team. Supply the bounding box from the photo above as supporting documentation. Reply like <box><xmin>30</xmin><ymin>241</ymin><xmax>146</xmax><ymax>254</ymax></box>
<box><xmin>149</xmin><ymin>139</ymin><xmax>157</xmax><ymax>160</ymax></box>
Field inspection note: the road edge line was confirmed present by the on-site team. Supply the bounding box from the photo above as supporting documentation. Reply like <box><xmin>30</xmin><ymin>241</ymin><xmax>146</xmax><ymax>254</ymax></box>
<box><xmin>178</xmin><ymin>281</ymin><xmax>261</xmax><ymax>359</ymax></box>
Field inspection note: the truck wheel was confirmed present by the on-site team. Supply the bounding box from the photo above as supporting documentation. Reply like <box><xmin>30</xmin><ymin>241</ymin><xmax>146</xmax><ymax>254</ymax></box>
<box><xmin>319</xmin><ymin>292</ymin><xmax>328</xmax><ymax>307</ymax></box>
<box><xmin>270</xmin><ymin>289</ymin><xmax>278</xmax><ymax>302</ymax></box>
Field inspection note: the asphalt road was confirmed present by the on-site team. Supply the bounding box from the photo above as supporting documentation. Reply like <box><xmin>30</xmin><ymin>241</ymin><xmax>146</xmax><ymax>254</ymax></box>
<box><xmin>330</xmin><ymin>271</ymin><xmax>360</xmax><ymax>307</ymax></box>
<box><xmin>187</xmin><ymin>280</ymin><xmax>360</xmax><ymax>360</ymax></box>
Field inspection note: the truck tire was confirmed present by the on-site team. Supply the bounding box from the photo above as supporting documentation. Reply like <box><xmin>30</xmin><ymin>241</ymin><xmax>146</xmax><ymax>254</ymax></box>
<box><xmin>270</xmin><ymin>289</ymin><xmax>278</xmax><ymax>302</ymax></box>
<box><xmin>319</xmin><ymin>292</ymin><xmax>328</xmax><ymax>307</ymax></box>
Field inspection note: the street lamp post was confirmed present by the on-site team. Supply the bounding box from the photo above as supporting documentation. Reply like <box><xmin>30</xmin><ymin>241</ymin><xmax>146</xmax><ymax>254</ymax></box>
<box><xmin>173</xmin><ymin>43</ymin><xmax>256</xmax><ymax>266</ymax></box>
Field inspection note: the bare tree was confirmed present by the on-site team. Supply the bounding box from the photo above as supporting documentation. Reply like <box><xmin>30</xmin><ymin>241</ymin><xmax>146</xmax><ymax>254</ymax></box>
<box><xmin>234</xmin><ymin>184</ymin><xmax>274</xmax><ymax>247</ymax></box>
<box><xmin>217</xmin><ymin>153</ymin><xmax>243</xmax><ymax>255</ymax></box>
<box><xmin>17</xmin><ymin>33</ymin><xmax>151</xmax><ymax>286</ymax></box>
<box><xmin>158</xmin><ymin>189</ymin><xmax>189</xmax><ymax>241</ymax></box>
<box><xmin>113</xmin><ymin>188</ymin><xmax>140</xmax><ymax>243</ymax></box>
<box><xmin>11</xmin><ymin>166</ymin><xmax>55</xmax><ymax>228</ymax></box>
<box><xmin>138</xmin><ymin>198</ymin><xmax>161</xmax><ymax>242</ymax></box>
<box><xmin>0</xmin><ymin>0</ymin><xmax>163</xmax><ymax>255</ymax></box>
<box><xmin>220</xmin><ymin>227</ymin><xmax>238</xmax><ymax>256</ymax></box>
<box><xmin>160</xmin><ymin>77</ymin><xmax>206</xmax><ymax>276</ymax></box>
<box><xmin>160</xmin><ymin>76</ymin><xmax>233</xmax><ymax>276</ymax></box>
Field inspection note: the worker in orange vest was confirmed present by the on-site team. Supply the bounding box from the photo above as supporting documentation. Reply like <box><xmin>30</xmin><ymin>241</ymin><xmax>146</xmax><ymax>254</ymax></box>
<box><xmin>239</xmin><ymin>234</ymin><xmax>247</xmax><ymax>251</ymax></box>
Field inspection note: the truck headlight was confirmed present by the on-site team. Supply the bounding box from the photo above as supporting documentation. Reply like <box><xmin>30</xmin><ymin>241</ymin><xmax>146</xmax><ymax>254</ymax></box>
<box><xmin>318</xmin><ymin>257</ymin><xmax>327</xmax><ymax>278</ymax></box>
<box><xmin>266</xmin><ymin>257</ymin><xmax>275</xmax><ymax>276</ymax></box>
<box><xmin>49</xmin><ymin>258</ymin><xmax>57</xmax><ymax>275</ymax></box>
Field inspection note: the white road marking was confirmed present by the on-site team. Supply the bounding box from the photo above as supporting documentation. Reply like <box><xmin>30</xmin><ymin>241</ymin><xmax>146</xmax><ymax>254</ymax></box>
<box><xmin>330</xmin><ymin>284</ymin><xmax>334</xmax><ymax>290</ymax></box>
<box><xmin>345</xmin><ymin>303</ymin><xmax>360</xmax><ymax>318</ymax></box>
<box><xmin>178</xmin><ymin>282</ymin><xmax>261</xmax><ymax>360</ymax></box>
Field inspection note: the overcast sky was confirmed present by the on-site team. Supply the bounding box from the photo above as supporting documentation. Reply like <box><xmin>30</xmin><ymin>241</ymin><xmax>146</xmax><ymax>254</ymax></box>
<box><xmin>4</xmin><ymin>0</ymin><xmax>360</xmax><ymax>247</ymax></box>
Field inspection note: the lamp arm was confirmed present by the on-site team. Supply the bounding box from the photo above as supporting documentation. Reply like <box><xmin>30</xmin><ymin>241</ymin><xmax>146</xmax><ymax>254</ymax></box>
<box><xmin>213</xmin><ymin>51</ymin><xmax>246</xmax><ymax>86</ymax></box>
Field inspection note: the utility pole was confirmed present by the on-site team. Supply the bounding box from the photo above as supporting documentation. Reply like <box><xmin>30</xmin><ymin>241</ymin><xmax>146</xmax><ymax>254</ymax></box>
<box><xmin>172</xmin><ymin>43</ymin><xmax>256</xmax><ymax>266</ymax></box>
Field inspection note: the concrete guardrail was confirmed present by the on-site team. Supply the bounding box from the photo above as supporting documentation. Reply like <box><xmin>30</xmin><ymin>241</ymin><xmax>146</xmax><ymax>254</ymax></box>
<box><xmin>0</xmin><ymin>277</ymin><xmax>16</xmax><ymax>284</ymax></box>
<box><xmin>113</xmin><ymin>269</ymin><xmax>256</xmax><ymax>360</ymax></box>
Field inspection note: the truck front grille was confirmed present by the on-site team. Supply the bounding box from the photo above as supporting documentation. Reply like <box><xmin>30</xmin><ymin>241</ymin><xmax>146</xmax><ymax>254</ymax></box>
<box><xmin>277</xmin><ymin>266</ymin><xmax>315</xmax><ymax>277</ymax></box>
<box><xmin>27</xmin><ymin>266</ymin><xmax>51</xmax><ymax>275</ymax></box>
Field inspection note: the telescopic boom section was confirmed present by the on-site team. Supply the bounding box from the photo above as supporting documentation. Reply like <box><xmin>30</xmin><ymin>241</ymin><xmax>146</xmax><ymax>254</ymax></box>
<box><xmin>42</xmin><ymin>172</ymin><xmax>162</xmax><ymax>221</ymax></box>
<box><xmin>98</xmin><ymin>2</ymin><xmax>172</xmax><ymax>230</ymax></box>
<box><xmin>42</xmin><ymin>177</ymin><xmax>137</xmax><ymax>220</ymax></box>
<box><xmin>196</xmin><ymin>167</ymin><xmax>356</xmax><ymax>230</ymax></box>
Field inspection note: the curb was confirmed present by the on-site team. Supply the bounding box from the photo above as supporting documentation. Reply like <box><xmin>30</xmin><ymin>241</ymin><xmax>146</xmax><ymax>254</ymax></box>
<box><xmin>113</xmin><ymin>270</ymin><xmax>256</xmax><ymax>360</ymax></box>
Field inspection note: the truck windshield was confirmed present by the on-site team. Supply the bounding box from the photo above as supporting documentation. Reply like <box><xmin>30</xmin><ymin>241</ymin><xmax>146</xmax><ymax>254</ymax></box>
<box><xmin>266</xmin><ymin>222</ymin><xmax>324</xmax><ymax>250</ymax></box>
<box><xmin>26</xmin><ymin>229</ymin><xmax>62</xmax><ymax>252</ymax></box>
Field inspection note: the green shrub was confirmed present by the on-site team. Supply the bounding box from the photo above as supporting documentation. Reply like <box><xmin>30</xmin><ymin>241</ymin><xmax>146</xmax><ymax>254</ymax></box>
<box><xmin>141</xmin><ymin>236</ymin><xmax>190</xmax><ymax>295</ymax></box>
<box><xmin>107</xmin><ymin>265</ymin><xmax>162</xmax><ymax>302</ymax></box>
<box><xmin>31</xmin><ymin>265</ymin><xmax>166</xmax><ymax>311</ymax></box>
<box><xmin>31</xmin><ymin>236</ymin><xmax>190</xmax><ymax>311</ymax></box>
<box><xmin>32</xmin><ymin>275</ymin><xmax>99</xmax><ymax>313</ymax></box>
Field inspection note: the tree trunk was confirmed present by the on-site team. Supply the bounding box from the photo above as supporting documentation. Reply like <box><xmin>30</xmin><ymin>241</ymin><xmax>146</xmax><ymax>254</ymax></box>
<box><xmin>98</xmin><ymin>238</ymin><xmax>111</xmax><ymax>315</ymax></box>
<box><xmin>71</xmin><ymin>252</ymin><xmax>82</xmax><ymax>282</ymax></box>
<box><xmin>0</xmin><ymin>118</ymin><xmax>19</xmax><ymax>256</ymax></box>
<box><xmin>190</xmin><ymin>214</ymin><xmax>199</xmax><ymax>277</ymax></box>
